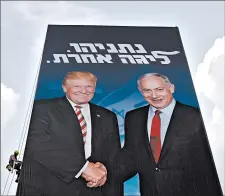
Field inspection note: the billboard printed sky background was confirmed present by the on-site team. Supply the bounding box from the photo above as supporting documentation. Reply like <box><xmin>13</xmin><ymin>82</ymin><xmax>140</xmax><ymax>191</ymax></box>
<box><xmin>34</xmin><ymin>25</ymin><xmax>199</xmax><ymax>195</ymax></box>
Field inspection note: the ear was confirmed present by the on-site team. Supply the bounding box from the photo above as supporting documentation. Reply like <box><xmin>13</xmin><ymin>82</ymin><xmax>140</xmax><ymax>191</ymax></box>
<box><xmin>62</xmin><ymin>85</ymin><xmax>67</xmax><ymax>93</ymax></box>
<box><xmin>169</xmin><ymin>84</ymin><xmax>175</xmax><ymax>94</ymax></box>
<box><xmin>138</xmin><ymin>86</ymin><xmax>143</xmax><ymax>94</ymax></box>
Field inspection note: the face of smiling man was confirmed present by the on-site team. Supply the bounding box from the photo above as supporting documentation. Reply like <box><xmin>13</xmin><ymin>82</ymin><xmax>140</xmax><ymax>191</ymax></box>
<box><xmin>138</xmin><ymin>76</ymin><xmax>175</xmax><ymax>109</ymax></box>
<box><xmin>62</xmin><ymin>77</ymin><xmax>96</xmax><ymax>105</ymax></box>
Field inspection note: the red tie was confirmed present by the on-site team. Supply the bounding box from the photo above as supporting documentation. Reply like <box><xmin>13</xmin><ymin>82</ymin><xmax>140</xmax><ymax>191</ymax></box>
<box><xmin>150</xmin><ymin>110</ymin><xmax>161</xmax><ymax>163</ymax></box>
<box><xmin>75</xmin><ymin>105</ymin><xmax>87</xmax><ymax>144</ymax></box>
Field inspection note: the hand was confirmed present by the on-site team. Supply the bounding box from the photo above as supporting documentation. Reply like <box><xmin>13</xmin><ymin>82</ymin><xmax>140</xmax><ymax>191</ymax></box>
<box><xmin>86</xmin><ymin>162</ymin><xmax>107</xmax><ymax>187</ymax></box>
<box><xmin>82</xmin><ymin>162</ymin><xmax>107</xmax><ymax>187</ymax></box>
<box><xmin>81</xmin><ymin>162</ymin><xmax>107</xmax><ymax>187</ymax></box>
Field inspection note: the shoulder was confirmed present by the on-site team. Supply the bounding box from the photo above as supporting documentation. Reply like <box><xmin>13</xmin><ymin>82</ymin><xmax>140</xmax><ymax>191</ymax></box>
<box><xmin>32</xmin><ymin>97</ymin><xmax>64</xmax><ymax>112</ymax></box>
<box><xmin>90</xmin><ymin>103</ymin><xmax>117</xmax><ymax>118</ymax></box>
<box><xmin>34</xmin><ymin>97</ymin><xmax>63</xmax><ymax>106</ymax></box>
<box><xmin>175</xmin><ymin>101</ymin><xmax>200</xmax><ymax>115</ymax></box>
<box><xmin>175</xmin><ymin>101</ymin><xmax>203</xmax><ymax>122</ymax></box>
<box><xmin>126</xmin><ymin>105</ymin><xmax>149</xmax><ymax>118</ymax></box>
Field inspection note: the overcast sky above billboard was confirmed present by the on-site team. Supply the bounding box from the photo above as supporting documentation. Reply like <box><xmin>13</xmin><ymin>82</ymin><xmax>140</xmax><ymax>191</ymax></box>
<box><xmin>1</xmin><ymin>2</ymin><xmax>224</xmax><ymax>195</ymax></box>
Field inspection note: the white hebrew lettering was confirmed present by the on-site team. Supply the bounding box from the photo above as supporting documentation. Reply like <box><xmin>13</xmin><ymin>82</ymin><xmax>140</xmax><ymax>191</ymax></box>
<box><xmin>145</xmin><ymin>55</ymin><xmax>156</xmax><ymax>62</ymax></box>
<box><xmin>118</xmin><ymin>55</ymin><xmax>136</xmax><ymax>64</ymax></box>
<box><xmin>118</xmin><ymin>44</ymin><xmax>136</xmax><ymax>53</ymax></box>
<box><xmin>94</xmin><ymin>43</ymin><xmax>105</xmax><ymax>50</ymax></box>
<box><xmin>151</xmin><ymin>51</ymin><xmax>180</xmax><ymax>64</ymax></box>
<box><xmin>69</xmin><ymin>43</ymin><xmax>82</xmax><ymax>53</ymax></box>
<box><xmin>80</xmin><ymin>54</ymin><xmax>97</xmax><ymax>63</ymax></box>
<box><xmin>134</xmin><ymin>44</ymin><xmax>147</xmax><ymax>53</ymax></box>
<box><xmin>79</xmin><ymin>43</ymin><xmax>98</xmax><ymax>53</ymax></box>
<box><xmin>67</xmin><ymin>54</ymin><xmax>82</xmax><ymax>63</ymax></box>
<box><xmin>106</xmin><ymin>44</ymin><xmax>118</xmax><ymax>53</ymax></box>
<box><xmin>133</xmin><ymin>55</ymin><xmax>149</xmax><ymax>64</ymax></box>
<box><xmin>53</xmin><ymin>54</ymin><xmax>69</xmax><ymax>63</ymax></box>
<box><xmin>96</xmin><ymin>54</ymin><xmax>113</xmax><ymax>63</ymax></box>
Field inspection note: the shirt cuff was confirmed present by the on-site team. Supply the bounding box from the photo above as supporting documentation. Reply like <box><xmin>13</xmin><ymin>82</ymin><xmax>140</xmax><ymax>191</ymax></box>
<box><xmin>75</xmin><ymin>161</ymin><xmax>89</xmax><ymax>178</ymax></box>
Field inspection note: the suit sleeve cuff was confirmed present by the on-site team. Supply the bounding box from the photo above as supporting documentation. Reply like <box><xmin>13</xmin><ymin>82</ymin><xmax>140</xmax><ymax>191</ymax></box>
<box><xmin>75</xmin><ymin>161</ymin><xmax>89</xmax><ymax>178</ymax></box>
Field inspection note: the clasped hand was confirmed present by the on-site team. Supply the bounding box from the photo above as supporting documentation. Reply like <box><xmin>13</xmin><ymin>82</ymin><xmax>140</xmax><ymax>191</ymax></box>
<box><xmin>82</xmin><ymin>162</ymin><xmax>107</xmax><ymax>187</ymax></box>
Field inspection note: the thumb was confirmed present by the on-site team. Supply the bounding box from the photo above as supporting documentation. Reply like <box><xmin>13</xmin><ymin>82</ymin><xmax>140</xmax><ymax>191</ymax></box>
<box><xmin>94</xmin><ymin>162</ymin><xmax>103</xmax><ymax>168</ymax></box>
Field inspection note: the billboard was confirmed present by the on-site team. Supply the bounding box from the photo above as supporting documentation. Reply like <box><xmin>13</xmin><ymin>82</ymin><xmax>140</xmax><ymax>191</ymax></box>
<box><xmin>15</xmin><ymin>25</ymin><xmax>222</xmax><ymax>196</ymax></box>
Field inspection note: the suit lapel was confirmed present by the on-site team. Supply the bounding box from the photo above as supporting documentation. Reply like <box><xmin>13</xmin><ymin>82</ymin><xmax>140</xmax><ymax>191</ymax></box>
<box><xmin>158</xmin><ymin>102</ymin><xmax>184</xmax><ymax>162</ymax></box>
<box><xmin>138</xmin><ymin>105</ymin><xmax>157</xmax><ymax>164</ymax></box>
<box><xmin>57</xmin><ymin>97</ymin><xmax>84</xmax><ymax>146</ymax></box>
<box><xmin>89</xmin><ymin>103</ymin><xmax>102</xmax><ymax>155</ymax></box>
<box><xmin>141</xmin><ymin>102</ymin><xmax>184</xmax><ymax>165</ymax></box>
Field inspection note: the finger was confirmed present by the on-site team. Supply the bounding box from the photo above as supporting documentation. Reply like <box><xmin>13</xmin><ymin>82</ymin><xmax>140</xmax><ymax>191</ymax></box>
<box><xmin>85</xmin><ymin>176</ymin><xmax>94</xmax><ymax>182</ymax></box>
<box><xmin>94</xmin><ymin>162</ymin><xmax>102</xmax><ymax>168</ymax></box>
<box><xmin>87</xmin><ymin>181</ymin><xmax>98</xmax><ymax>188</ymax></box>
<box><xmin>86</xmin><ymin>177</ymin><xmax>98</xmax><ymax>187</ymax></box>
<box><xmin>96</xmin><ymin>162</ymin><xmax>107</xmax><ymax>172</ymax></box>
<box><xmin>93</xmin><ymin>168</ymin><xmax>106</xmax><ymax>180</ymax></box>
<box><xmin>87</xmin><ymin>181</ymin><xmax>93</xmax><ymax>186</ymax></box>
<box><xmin>82</xmin><ymin>174</ymin><xmax>91</xmax><ymax>181</ymax></box>
<box><xmin>100</xmin><ymin>179</ymin><xmax>106</xmax><ymax>186</ymax></box>
<box><xmin>90</xmin><ymin>178</ymin><xmax>96</xmax><ymax>183</ymax></box>
<box><xmin>93</xmin><ymin>181</ymin><xmax>102</xmax><ymax>188</ymax></box>
<box><xmin>88</xmin><ymin>176</ymin><xmax>102</xmax><ymax>188</ymax></box>
<box><xmin>95</xmin><ymin>175</ymin><xmax>106</xmax><ymax>187</ymax></box>
<box><xmin>98</xmin><ymin>167</ymin><xmax>107</xmax><ymax>175</ymax></box>
<box><xmin>87</xmin><ymin>181</ymin><xmax>94</xmax><ymax>187</ymax></box>
<box><xmin>99</xmin><ymin>177</ymin><xmax>107</xmax><ymax>186</ymax></box>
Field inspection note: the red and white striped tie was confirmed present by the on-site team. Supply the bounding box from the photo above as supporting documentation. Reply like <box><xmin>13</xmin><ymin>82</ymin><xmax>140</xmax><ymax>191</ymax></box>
<box><xmin>75</xmin><ymin>105</ymin><xmax>87</xmax><ymax>144</ymax></box>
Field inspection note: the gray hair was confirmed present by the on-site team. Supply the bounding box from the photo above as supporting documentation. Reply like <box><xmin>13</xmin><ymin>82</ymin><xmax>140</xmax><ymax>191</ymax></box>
<box><xmin>137</xmin><ymin>73</ymin><xmax>171</xmax><ymax>88</ymax></box>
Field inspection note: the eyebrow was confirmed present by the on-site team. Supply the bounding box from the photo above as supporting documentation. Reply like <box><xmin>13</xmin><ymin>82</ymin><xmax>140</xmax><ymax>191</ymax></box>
<box><xmin>142</xmin><ymin>87</ymin><xmax>164</xmax><ymax>90</ymax></box>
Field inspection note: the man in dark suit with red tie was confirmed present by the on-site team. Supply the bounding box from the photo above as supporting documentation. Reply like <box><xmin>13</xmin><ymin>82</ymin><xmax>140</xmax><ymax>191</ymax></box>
<box><xmin>16</xmin><ymin>71</ymin><xmax>123</xmax><ymax>196</ymax></box>
<box><xmin>111</xmin><ymin>73</ymin><xmax>223</xmax><ymax>196</ymax></box>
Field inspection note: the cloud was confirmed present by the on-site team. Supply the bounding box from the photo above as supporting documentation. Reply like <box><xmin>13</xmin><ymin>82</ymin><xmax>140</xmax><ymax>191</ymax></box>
<box><xmin>194</xmin><ymin>36</ymin><xmax>224</xmax><ymax>193</ymax></box>
<box><xmin>12</xmin><ymin>1</ymin><xmax>107</xmax><ymax>24</ymax></box>
<box><xmin>1</xmin><ymin>3</ymin><xmax>108</xmax><ymax>194</ymax></box>
<box><xmin>2</xmin><ymin>1</ymin><xmax>109</xmax><ymax>93</ymax></box>
<box><xmin>1</xmin><ymin>1</ymin><xmax>224</xmax><ymax>194</ymax></box>
<box><xmin>1</xmin><ymin>83</ymin><xmax>20</xmax><ymax>131</ymax></box>
<box><xmin>1</xmin><ymin>83</ymin><xmax>21</xmax><ymax>195</ymax></box>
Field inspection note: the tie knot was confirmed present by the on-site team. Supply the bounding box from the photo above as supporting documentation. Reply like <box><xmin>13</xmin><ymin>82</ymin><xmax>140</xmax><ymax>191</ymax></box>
<box><xmin>155</xmin><ymin>110</ymin><xmax>161</xmax><ymax>115</ymax></box>
<box><xmin>75</xmin><ymin>105</ymin><xmax>82</xmax><ymax>110</ymax></box>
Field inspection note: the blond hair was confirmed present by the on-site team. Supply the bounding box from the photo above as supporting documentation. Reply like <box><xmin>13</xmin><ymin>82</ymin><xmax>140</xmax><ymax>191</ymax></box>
<box><xmin>62</xmin><ymin>71</ymin><xmax>97</xmax><ymax>85</ymax></box>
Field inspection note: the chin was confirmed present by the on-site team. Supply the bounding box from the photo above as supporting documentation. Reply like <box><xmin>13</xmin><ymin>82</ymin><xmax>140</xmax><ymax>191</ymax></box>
<box><xmin>80</xmin><ymin>99</ymin><xmax>91</xmax><ymax>104</ymax></box>
<box><xmin>150</xmin><ymin>103</ymin><xmax>164</xmax><ymax>109</ymax></box>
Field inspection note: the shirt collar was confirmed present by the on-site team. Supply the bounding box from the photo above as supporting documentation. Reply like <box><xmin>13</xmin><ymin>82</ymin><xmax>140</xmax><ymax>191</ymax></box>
<box><xmin>66</xmin><ymin>96</ymin><xmax>89</xmax><ymax>109</ymax></box>
<box><xmin>149</xmin><ymin>98</ymin><xmax>176</xmax><ymax>116</ymax></box>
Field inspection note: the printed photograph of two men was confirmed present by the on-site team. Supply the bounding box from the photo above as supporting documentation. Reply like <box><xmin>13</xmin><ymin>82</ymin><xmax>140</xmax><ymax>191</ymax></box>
<box><xmin>15</xmin><ymin>25</ymin><xmax>223</xmax><ymax>196</ymax></box>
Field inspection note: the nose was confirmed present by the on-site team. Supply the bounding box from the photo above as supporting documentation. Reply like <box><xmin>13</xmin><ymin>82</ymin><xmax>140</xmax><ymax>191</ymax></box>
<box><xmin>80</xmin><ymin>87</ymin><xmax>87</xmax><ymax>93</ymax></box>
<box><xmin>151</xmin><ymin>90</ymin><xmax>158</xmax><ymax>98</ymax></box>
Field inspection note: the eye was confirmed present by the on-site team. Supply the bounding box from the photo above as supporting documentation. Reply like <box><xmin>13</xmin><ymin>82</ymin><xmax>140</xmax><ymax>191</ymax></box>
<box><xmin>142</xmin><ymin>89</ymin><xmax>151</xmax><ymax>93</ymax></box>
<box><xmin>72</xmin><ymin>85</ymin><xmax>80</xmax><ymax>88</ymax></box>
<box><xmin>156</xmin><ymin>88</ymin><xmax>163</xmax><ymax>92</ymax></box>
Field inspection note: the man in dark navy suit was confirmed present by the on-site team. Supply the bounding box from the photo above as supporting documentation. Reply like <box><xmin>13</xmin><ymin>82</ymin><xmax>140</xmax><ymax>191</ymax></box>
<box><xmin>111</xmin><ymin>73</ymin><xmax>223</xmax><ymax>196</ymax></box>
<box><xmin>16</xmin><ymin>71</ymin><xmax>123</xmax><ymax>196</ymax></box>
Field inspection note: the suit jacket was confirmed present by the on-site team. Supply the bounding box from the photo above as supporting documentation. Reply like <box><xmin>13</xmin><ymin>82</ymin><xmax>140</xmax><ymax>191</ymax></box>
<box><xmin>16</xmin><ymin>97</ymin><xmax>123</xmax><ymax>196</ymax></box>
<box><xmin>112</xmin><ymin>101</ymin><xmax>223</xmax><ymax>196</ymax></box>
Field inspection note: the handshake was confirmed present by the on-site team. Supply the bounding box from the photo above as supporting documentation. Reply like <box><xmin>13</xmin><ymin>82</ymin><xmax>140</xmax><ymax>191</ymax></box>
<box><xmin>81</xmin><ymin>162</ymin><xmax>107</xmax><ymax>188</ymax></box>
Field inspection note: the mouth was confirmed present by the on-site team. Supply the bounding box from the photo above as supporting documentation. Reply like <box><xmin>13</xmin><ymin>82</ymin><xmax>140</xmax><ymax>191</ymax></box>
<box><xmin>74</xmin><ymin>93</ymin><xmax>90</xmax><ymax>96</ymax></box>
<box><xmin>150</xmin><ymin>99</ymin><xmax>163</xmax><ymax>103</ymax></box>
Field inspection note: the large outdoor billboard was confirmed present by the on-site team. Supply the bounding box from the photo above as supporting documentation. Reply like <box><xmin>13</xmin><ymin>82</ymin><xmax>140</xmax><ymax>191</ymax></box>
<box><xmin>15</xmin><ymin>25</ymin><xmax>222</xmax><ymax>196</ymax></box>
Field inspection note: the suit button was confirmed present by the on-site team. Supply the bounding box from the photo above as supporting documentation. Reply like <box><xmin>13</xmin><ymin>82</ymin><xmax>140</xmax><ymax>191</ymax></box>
<box><xmin>155</xmin><ymin>167</ymin><xmax>160</xmax><ymax>172</ymax></box>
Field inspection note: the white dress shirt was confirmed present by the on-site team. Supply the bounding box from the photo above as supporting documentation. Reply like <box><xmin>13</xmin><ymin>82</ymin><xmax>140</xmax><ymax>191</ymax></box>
<box><xmin>147</xmin><ymin>99</ymin><xmax>176</xmax><ymax>146</ymax></box>
<box><xmin>66</xmin><ymin>97</ymin><xmax>92</xmax><ymax>178</ymax></box>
